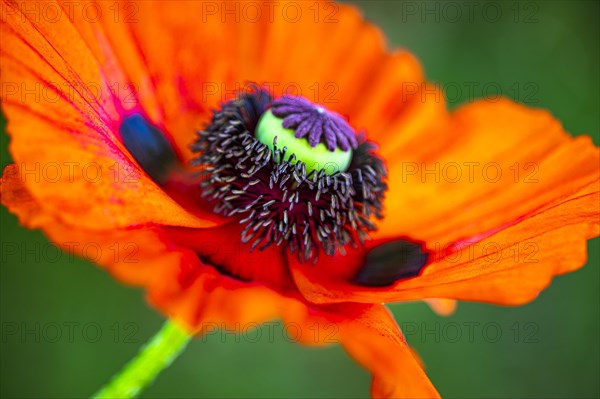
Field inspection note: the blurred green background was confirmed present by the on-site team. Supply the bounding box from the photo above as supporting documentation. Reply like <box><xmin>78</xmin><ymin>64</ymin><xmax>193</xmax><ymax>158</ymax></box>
<box><xmin>1</xmin><ymin>1</ymin><xmax>598</xmax><ymax>398</ymax></box>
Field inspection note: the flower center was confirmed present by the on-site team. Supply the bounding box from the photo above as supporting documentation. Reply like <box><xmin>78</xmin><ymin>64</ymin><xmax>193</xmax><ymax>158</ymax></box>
<box><xmin>193</xmin><ymin>88</ymin><xmax>388</xmax><ymax>262</ymax></box>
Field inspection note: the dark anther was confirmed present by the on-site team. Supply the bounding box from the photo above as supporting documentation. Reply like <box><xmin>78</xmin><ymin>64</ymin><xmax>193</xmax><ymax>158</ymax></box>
<box><xmin>120</xmin><ymin>114</ymin><xmax>178</xmax><ymax>184</ymax></box>
<box><xmin>354</xmin><ymin>240</ymin><xmax>429</xmax><ymax>287</ymax></box>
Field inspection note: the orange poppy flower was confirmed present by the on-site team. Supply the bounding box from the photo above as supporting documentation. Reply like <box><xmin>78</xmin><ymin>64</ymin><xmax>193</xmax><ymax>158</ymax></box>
<box><xmin>1</xmin><ymin>1</ymin><xmax>598</xmax><ymax>398</ymax></box>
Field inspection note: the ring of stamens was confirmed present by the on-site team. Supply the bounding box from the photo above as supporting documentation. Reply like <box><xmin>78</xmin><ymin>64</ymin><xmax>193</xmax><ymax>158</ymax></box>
<box><xmin>192</xmin><ymin>89</ymin><xmax>387</xmax><ymax>263</ymax></box>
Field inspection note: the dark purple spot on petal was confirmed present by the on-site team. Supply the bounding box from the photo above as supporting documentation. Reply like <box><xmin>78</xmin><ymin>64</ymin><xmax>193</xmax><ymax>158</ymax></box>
<box><xmin>120</xmin><ymin>113</ymin><xmax>178</xmax><ymax>184</ymax></box>
<box><xmin>354</xmin><ymin>240</ymin><xmax>429</xmax><ymax>287</ymax></box>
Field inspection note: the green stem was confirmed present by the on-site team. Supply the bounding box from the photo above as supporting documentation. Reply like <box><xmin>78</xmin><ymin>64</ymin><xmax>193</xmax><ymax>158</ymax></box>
<box><xmin>92</xmin><ymin>320</ymin><xmax>192</xmax><ymax>399</ymax></box>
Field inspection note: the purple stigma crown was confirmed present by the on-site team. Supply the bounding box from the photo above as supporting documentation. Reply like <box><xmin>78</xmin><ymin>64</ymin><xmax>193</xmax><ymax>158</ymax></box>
<box><xmin>270</xmin><ymin>95</ymin><xmax>358</xmax><ymax>152</ymax></box>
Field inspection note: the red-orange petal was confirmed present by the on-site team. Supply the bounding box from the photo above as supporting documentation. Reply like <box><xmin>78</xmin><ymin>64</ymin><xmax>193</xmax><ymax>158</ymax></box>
<box><xmin>280</xmin><ymin>303</ymin><xmax>440</xmax><ymax>399</ymax></box>
<box><xmin>380</xmin><ymin>98</ymin><xmax>599</xmax><ymax>243</ymax></box>
<box><xmin>0</xmin><ymin>2</ymin><xmax>218</xmax><ymax>229</ymax></box>
<box><xmin>163</xmin><ymin>222</ymin><xmax>295</xmax><ymax>293</ymax></box>
<box><xmin>104</xmin><ymin>1</ymin><xmax>423</xmax><ymax>146</ymax></box>
<box><xmin>290</xmin><ymin>99</ymin><xmax>599</xmax><ymax>306</ymax></box>
<box><xmin>4</xmin><ymin>166</ymin><xmax>440</xmax><ymax>399</ymax></box>
<box><xmin>0</xmin><ymin>166</ymin><xmax>290</xmax><ymax>330</ymax></box>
